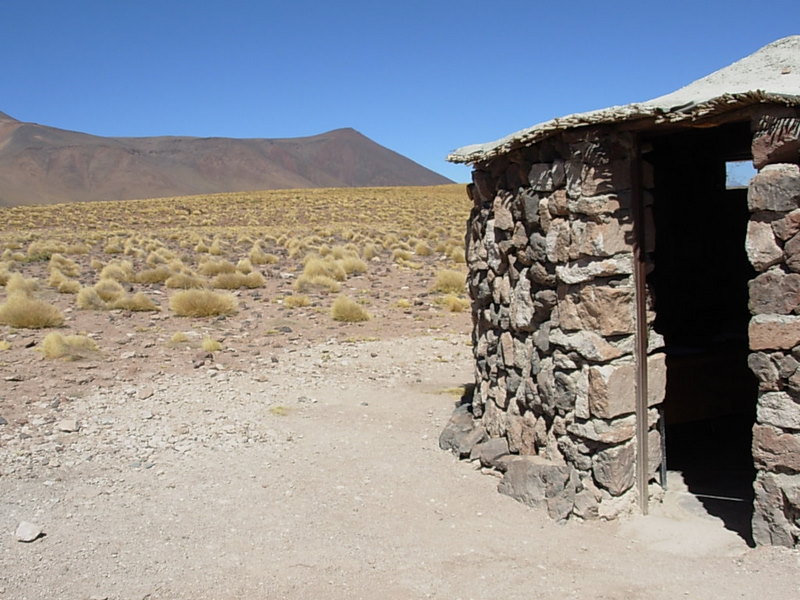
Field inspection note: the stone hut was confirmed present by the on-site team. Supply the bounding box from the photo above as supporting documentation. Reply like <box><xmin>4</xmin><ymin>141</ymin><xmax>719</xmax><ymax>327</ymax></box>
<box><xmin>441</xmin><ymin>36</ymin><xmax>800</xmax><ymax>547</ymax></box>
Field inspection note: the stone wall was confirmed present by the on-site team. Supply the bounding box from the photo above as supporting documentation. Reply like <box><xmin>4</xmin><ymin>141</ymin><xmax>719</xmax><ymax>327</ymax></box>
<box><xmin>441</xmin><ymin>128</ymin><xmax>666</xmax><ymax>521</ymax></box>
<box><xmin>746</xmin><ymin>108</ymin><xmax>800</xmax><ymax>547</ymax></box>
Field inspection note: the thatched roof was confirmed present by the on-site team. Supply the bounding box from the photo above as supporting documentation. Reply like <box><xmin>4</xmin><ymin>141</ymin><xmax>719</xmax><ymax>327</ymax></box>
<box><xmin>448</xmin><ymin>36</ymin><xmax>800</xmax><ymax>165</ymax></box>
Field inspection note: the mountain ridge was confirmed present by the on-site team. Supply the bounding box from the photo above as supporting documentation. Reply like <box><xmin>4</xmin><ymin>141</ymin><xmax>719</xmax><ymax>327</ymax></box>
<box><xmin>0</xmin><ymin>114</ymin><xmax>452</xmax><ymax>206</ymax></box>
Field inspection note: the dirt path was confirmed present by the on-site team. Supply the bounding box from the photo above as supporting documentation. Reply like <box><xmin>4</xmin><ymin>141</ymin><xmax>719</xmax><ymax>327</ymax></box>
<box><xmin>2</xmin><ymin>334</ymin><xmax>798</xmax><ymax>599</ymax></box>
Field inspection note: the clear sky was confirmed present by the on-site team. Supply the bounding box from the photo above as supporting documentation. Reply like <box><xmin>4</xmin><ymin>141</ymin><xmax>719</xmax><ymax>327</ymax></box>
<box><xmin>1</xmin><ymin>1</ymin><xmax>798</xmax><ymax>183</ymax></box>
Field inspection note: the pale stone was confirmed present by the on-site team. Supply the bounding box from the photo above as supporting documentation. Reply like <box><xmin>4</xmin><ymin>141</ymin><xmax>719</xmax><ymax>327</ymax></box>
<box><xmin>558</xmin><ymin>285</ymin><xmax>634</xmax><ymax>335</ymax></box>
<box><xmin>752</xmin><ymin>472</ymin><xmax>799</xmax><ymax>547</ymax></box>
<box><xmin>592</xmin><ymin>441</ymin><xmax>635</xmax><ymax>496</ymax></box>
<box><xmin>545</xmin><ymin>218</ymin><xmax>571</xmax><ymax>263</ymax></box>
<box><xmin>549</xmin><ymin>329</ymin><xmax>624</xmax><ymax>362</ymax></box>
<box><xmin>555</xmin><ymin>255</ymin><xmax>633</xmax><ymax>285</ymax></box>
<box><xmin>497</xmin><ymin>455</ymin><xmax>578</xmax><ymax>521</ymax></box>
<box><xmin>568</xmin><ymin>194</ymin><xmax>623</xmax><ymax>216</ymax></box>
<box><xmin>581</xmin><ymin>160</ymin><xmax>631</xmax><ymax>196</ymax></box>
<box><xmin>15</xmin><ymin>521</ymin><xmax>43</xmax><ymax>543</ymax></box>
<box><xmin>574</xmin><ymin>367</ymin><xmax>590</xmax><ymax>419</ymax></box>
<box><xmin>752</xmin><ymin>424</ymin><xmax>800</xmax><ymax>472</ymax></box>
<box><xmin>746</xmin><ymin>219</ymin><xmax>784</xmax><ymax>271</ymax></box>
<box><xmin>785</xmin><ymin>232</ymin><xmax>800</xmax><ymax>273</ymax></box>
<box><xmin>749</xmin><ymin>314</ymin><xmax>800</xmax><ymax>350</ymax></box>
<box><xmin>757</xmin><ymin>391</ymin><xmax>800</xmax><ymax>430</ymax></box>
<box><xmin>748</xmin><ymin>270</ymin><xmax>800</xmax><ymax>315</ymax></box>
<box><xmin>771</xmin><ymin>209</ymin><xmax>800</xmax><ymax>241</ymax></box>
<box><xmin>509</xmin><ymin>276</ymin><xmax>535</xmax><ymax>332</ymax></box>
<box><xmin>587</xmin><ymin>354</ymin><xmax>667</xmax><ymax>419</ymax></box>
<box><xmin>568</xmin><ymin>414</ymin><xmax>637</xmax><ymax>445</ymax></box>
<box><xmin>547</xmin><ymin>189</ymin><xmax>569</xmax><ymax>216</ymax></box>
<box><xmin>493</xmin><ymin>195</ymin><xmax>515</xmax><ymax>231</ymax></box>
<box><xmin>748</xmin><ymin>163</ymin><xmax>800</xmax><ymax>212</ymax></box>
<box><xmin>570</xmin><ymin>219</ymin><xmax>633</xmax><ymax>260</ymax></box>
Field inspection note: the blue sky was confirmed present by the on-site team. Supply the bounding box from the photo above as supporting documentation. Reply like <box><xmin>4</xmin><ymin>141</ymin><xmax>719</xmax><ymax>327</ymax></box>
<box><xmin>1</xmin><ymin>1</ymin><xmax>798</xmax><ymax>183</ymax></box>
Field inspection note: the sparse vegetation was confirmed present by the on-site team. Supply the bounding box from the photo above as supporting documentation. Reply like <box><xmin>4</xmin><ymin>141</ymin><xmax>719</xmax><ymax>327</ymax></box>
<box><xmin>40</xmin><ymin>332</ymin><xmax>98</xmax><ymax>360</ymax></box>
<box><xmin>433</xmin><ymin>269</ymin><xmax>466</xmax><ymax>294</ymax></box>
<box><xmin>0</xmin><ymin>293</ymin><xmax>65</xmax><ymax>328</ymax></box>
<box><xmin>169</xmin><ymin>289</ymin><xmax>238</xmax><ymax>317</ymax></box>
<box><xmin>331</xmin><ymin>296</ymin><xmax>371</xmax><ymax>322</ymax></box>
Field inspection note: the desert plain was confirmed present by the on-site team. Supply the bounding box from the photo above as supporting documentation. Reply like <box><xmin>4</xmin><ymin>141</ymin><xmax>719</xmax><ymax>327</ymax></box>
<box><xmin>0</xmin><ymin>184</ymin><xmax>798</xmax><ymax>599</ymax></box>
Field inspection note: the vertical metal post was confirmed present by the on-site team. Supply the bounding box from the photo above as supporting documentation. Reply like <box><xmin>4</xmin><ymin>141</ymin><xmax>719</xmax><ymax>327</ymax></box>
<box><xmin>630</xmin><ymin>134</ymin><xmax>650</xmax><ymax>515</ymax></box>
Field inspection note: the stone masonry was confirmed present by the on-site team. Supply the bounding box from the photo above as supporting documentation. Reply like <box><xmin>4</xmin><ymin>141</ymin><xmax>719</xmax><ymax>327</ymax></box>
<box><xmin>441</xmin><ymin>128</ymin><xmax>666</xmax><ymax>521</ymax></box>
<box><xmin>746</xmin><ymin>108</ymin><xmax>800</xmax><ymax>547</ymax></box>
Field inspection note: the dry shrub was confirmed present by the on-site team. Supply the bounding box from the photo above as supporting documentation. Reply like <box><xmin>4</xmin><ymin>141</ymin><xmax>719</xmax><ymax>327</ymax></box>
<box><xmin>49</xmin><ymin>254</ymin><xmax>80</xmax><ymax>277</ymax></box>
<box><xmin>93</xmin><ymin>279</ymin><xmax>125</xmax><ymax>302</ymax></box>
<box><xmin>210</xmin><ymin>271</ymin><xmax>264</xmax><ymax>289</ymax></box>
<box><xmin>0</xmin><ymin>293</ymin><xmax>65</xmax><ymax>328</ymax></box>
<box><xmin>104</xmin><ymin>239</ymin><xmax>124</xmax><ymax>254</ymax></box>
<box><xmin>283</xmin><ymin>294</ymin><xmax>310</xmax><ymax>308</ymax></box>
<box><xmin>201</xmin><ymin>337</ymin><xmax>222</xmax><ymax>351</ymax></box>
<box><xmin>110</xmin><ymin>293</ymin><xmax>160</xmax><ymax>312</ymax></box>
<box><xmin>439</xmin><ymin>294</ymin><xmax>470</xmax><ymax>312</ymax></box>
<box><xmin>0</xmin><ymin>262</ymin><xmax>12</xmax><ymax>286</ymax></box>
<box><xmin>249</xmin><ymin>246</ymin><xmax>279</xmax><ymax>265</ymax></box>
<box><xmin>49</xmin><ymin>269</ymin><xmax>80</xmax><ymax>294</ymax></box>
<box><xmin>198</xmin><ymin>259</ymin><xmax>236</xmax><ymax>276</ymax></box>
<box><xmin>293</xmin><ymin>274</ymin><xmax>341</xmax><ymax>294</ymax></box>
<box><xmin>40</xmin><ymin>332</ymin><xmax>98</xmax><ymax>360</ymax></box>
<box><xmin>433</xmin><ymin>269</ymin><xmax>466</xmax><ymax>294</ymax></box>
<box><xmin>145</xmin><ymin>251</ymin><xmax>167</xmax><ymax>266</ymax></box>
<box><xmin>136</xmin><ymin>266</ymin><xmax>172</xmax><ymax>284</ymax></box>
<box><xmin>169</xmin><ymin>289</ymin><xmax>238</xmax><ymax>317</ymax></box>
<box><xmin>392</xmin><ymin>249</ymin><xmax>413</xmax><ymax>263</ymax></box>
<box><xmin>339</xmin><ymin>256</ymin><xmax>367</xmax><ymax>275</ymax></box>
<box><xmin>100</xmin><ymin>261</ymin><xmax>134</xmax><ymax>282</ymax></box>
<box><xmin>165</xmin><ymin>272</ymin><xmax>206</xmax><ymax>289</ymax></box>
<box><xmin>331</xmin><ymin>296</ymin><xmax>371</xmax><ymax>322</ymax></box>
<box><xmin>26</xmin><ymin>240</ymin><xmax>64</xmax><ymax>262</ymax></box>
<box><xmin>395</xmin><ymin>299</ymin><xmax>412</xmax><ymax>309</ymax></box>
<box><xmin>64</xmin><ymin>243</ymin><xmax>91</xmax><ymax>255</ymax></box>
<box><xmin>169</xmin><ymin>332</ymin><xmax>189</xmax><ymax>344</ymax></box>
<box><xmin>0</xmin><ymin>339</ymin><xmax>10</xmax><ymax>351</ymax></box>
<box><xmin>208</xmin><ymin>239</ymin><xmax>224</xmax><ymax>255</ymax></box>
<box><xmin>236</xmin><ymin>258</ymin><xmax>253</xmax><ymax>274</ymax></box>
<box><xmin>195</xmin><ymin>241</ymin><xmax>209</xmax><ymax>253</ymax></box>
<box><xmin>414</xmin><ymin>241</ymin><xmax>433</xmax><ymax>256</ymax></box>
<box><xmin>77</xmin><ymin>287</ymin><xmax>109</xmax><ymax>310</ymax></box>
<box><xmin>89</xmin><ymin>258</ymin><xmax>104</xmax><ymax>271</ymax></box>
<box><xmin>303</xmin><ymin>257</ymin><xmax>346</xmax><ymax>281</ymax></box>
<box><xmin>362</xmin><ymin>243</ymin><xmax>379</xmax><ymax>260</ymax></box>
<box><xmin>5</xmin><ymin>273</ymin><xmax>39</xmax><ymax>295</ymax></box>
<box><xmin>448</xmin><ymin>246</ymin><xmax>466</xmax><ymax>263</ymax></box>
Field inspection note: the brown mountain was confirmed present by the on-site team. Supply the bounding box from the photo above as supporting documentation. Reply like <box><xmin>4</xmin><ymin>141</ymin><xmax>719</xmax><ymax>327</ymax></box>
<box><xmin>0</xmin><ymin>111</ymin><xmax>452</xmax><ymax>206</ymax></box>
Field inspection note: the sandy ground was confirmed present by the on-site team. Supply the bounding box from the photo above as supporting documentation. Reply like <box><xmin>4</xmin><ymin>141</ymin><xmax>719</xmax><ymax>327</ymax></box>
<box><xmin>2</xmin><ymin>329</ymin><xmax>799</xmax><ymax>600</ymax></box>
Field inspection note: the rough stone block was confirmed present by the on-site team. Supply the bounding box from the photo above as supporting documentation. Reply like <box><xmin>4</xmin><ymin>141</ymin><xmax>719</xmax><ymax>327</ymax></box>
<box><xmin>536</xmin><ymin>358</ymin><xmax>577</xmax><ymax>416</ymax></box>
<box><xmin>506</xmin><ymin>411</ymin><xmax>537</xmax><ymax>455</ymax></box>
<box><xmin>752</xmin><ymin>114</ymin><xmax>800</xmax><ymax>169</ymax></box>
<box><xmin>528</xmin><ymin>160</ymin><xmax>566</xmax><ymax>192</ymax></box>
<box><xmin>568</xmin><ymin>414</ymin><xmax>636</xmax><ymax>445</ymax></box>
<box><xmin>757</xmin><ymin>391</ymin><xmax>800</xmax><ymax>430</ymax></box>
<box><xmin>472</xmin><ymin>170</ymin><xmax>496</xmax><ymax>204</ymax></box>
<box><xmin>558</xmin><ymin>284</ymin><xmax>634</xmax><ymax>335</ymax></box>
<box><xmin>568</xmin><ymin>194</ymin><xmax>623</xmax><ymax>216</ymax></box>
<box><xmin>784</xmin><ymin>231</ymin><xmax>800</xmax><ymax>273</ymax></box>
<box><xmin>555</xmin><ymin>255</ymin><xmax>633</xmax><ymax>285</ymax></box>
<box><xmin>748</xmin><ymin>163</ymin><xmax>800</xmax><ymax>212</ymax></box>
<box><xmin>521</xmin><ymin>189</ymin><xmax>541</xmax><ymax>227</ymax></box>
<box><xmin>493</xmin><ymin>194</ymin><xmax>515</xmax><ymax>231</ymax></box>
<box><xmin>439</xmin><ymin>406</ymin><xmax>487</xmax><ymax>458</ymax></box>
<box><xmin>746</xmin><ymin>219</ymin><xmax>784</xmax><ymax>271</ymax></box>
<box><xmin>570</xmin><ymin>219</ymin><xmax>633</xmax><ymax>259</ymax></box>
<box><xmin>748</xmin><ymin>270</ymin><xmax>800</xmax><ymax>315</ymax></box>
<box><xmin>752</xmin><ymin>472</ymin><xmax>800</xmax><ymax>547</ymax></box>
<box><xmin>581</xmin><ymin>160</ymin><xmax>632</xmax><ymax>196</ymax></box>
<box><xmin>545</xmin><ymin>218</ymin><xmax>571</xmax><ymax>263</ymax></box>
<box><xmin>771</xmin><ymin>208</ymin><xmax>800</xmax><ymax>241</ymax></box>
<box><xmin>753</xmin><ymin>424</ymin><xmax>800</xmax><ymax>473</ymax></box>
<box><xmin>592</xmin><ymin>441</ymin><xmax>635</xmax><ymax>496</ymax></box>
<box><xmin>509</xmin><ymin>276</ymin><xmax>535</xmax><ymax>332</ymax></box>
<box><xmin>749</xmin><ymin>314</ymin><xmax>800</xmax><ymax>350</ymax></box>
<box><xmin>548</xmin><ymin>328</ymin><xmax>624</xmax><ymax>362</ymax></box>
<box><xmin>473</xmin><ymin>437</ymin><xmax>510</xmax><ymax>469</ymax></box>
<box><xmin>587</xmin><ymin>353</ymin><xmax>667</xmax><ymax>419</ymax></box>
<box><xmin>497</xmin><ymin>455</ymin><xmax>578</xmax><ymax>521</ymax></box>
<box><xmin>748</xmin><ymin>352</ymin><xmax>781</xmax><ymax>390</ymax></box>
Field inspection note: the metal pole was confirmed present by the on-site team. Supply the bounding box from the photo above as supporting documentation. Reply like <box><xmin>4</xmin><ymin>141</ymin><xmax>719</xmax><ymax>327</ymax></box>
<box><xmin>630</xmin><ymin>134</ymin><xmax>650</xmax><ymax>515</ymax></box>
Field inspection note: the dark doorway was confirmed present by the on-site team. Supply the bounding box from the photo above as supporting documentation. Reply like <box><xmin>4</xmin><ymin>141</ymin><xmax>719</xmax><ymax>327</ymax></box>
<box><xmin>646</xmin><ymin>121</ymin><xmax>758</xmax><ymax>544</ymax></box>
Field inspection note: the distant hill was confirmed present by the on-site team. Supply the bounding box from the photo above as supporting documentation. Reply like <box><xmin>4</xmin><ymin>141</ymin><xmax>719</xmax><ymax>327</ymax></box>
<box><xmin>0</xmin><ymin>112</ymin><xmax>452</xmax><ymax>206</ymax></box>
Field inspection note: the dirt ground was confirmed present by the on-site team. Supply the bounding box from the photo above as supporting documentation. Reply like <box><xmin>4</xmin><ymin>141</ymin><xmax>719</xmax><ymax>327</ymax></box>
<box><xmin>2</xmin><ymin>322</ymin><xmax>799</xmax><ymax>599</ymax></box>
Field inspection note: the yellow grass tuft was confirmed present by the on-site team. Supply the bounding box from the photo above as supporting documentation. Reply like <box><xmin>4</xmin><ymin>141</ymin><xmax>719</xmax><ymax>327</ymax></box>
<box><xmin>165</xmin><ymin>272</ymin><xmax>206</xmax><ymax>289</ymax></box>
<box><xmin>198</xmin><ymin>259</ymin><xmax>236</xmax><ymax>276</ymax></box>
<box><xmin>0</xmin><ymin>292</ymin><xmax>65</xmax><ymax>329</ymax></box>
<box><xmin>135</xmin><ymin>266</ymin><xmax>172</xmax><ymax>284</ymax></box>
<box><xmin>169</xmin><ymin>289</ymin><xmax>238</xmax><ymax>317</ymax></box>
<box><xmin>0</xmin><ymin>340</ymin><xmax>10</xmax><ymax>351</ymax></box>
<box><xmin>76</xmin><ymin>287</ymin><xmax>109</xmax><ymax>310</ymax></box>
<box><xmin>170</xmin><ymin>331</ymin><xmax>190</xmax><ymax>344</ymax></box>
<box><xmin>40</xmin><ymin>332</ymin><xmax>98</xmax><ymax>360</ymax></box>
<box><xmin>110</xmin><ymin>292</ymin><xmax>160</xmax><ymax>312</ymax></box>
<box><xmin>330</xmin><ymin>296</ymin><xmax>371</xmax><ymax>322</ymax></box>
<box><xmin>5</xmin><ymin>273</ymin><xmax>39</xmax><ymax>295</ymax></box>
<box><xmin>339</xmin><ymin>256</ymin><xmax>367</xmax><ymax>275</ymax></box>
<box><xmin>283</xmin><ymin>294</ymin><xmax>310</xmax><ymax>308</ymax></box>
<box><xmin>433</xmin><ymin>269</ymin><xmax>466</xmax><ymax>294</ymax></box>
<box><xmin>93</xmin><ymin>279</ymin><xmax>126</xmax><ymax>303</ymax></box>
<box><xmin>201</xmin><ymin>336</ymin><xmax>222</xmax><ymax>351</ymax></box>
<box><xmin>210</xmin><ymin>271</ymin><xmax>265</xmax><ymax>289</ymax></box>
<box><xmin>438</xmin><ymin>294</ymin><xmax>470</xmax><ymax>312</ymax></box>
<box><xmin>293</xmin><ymin>274</ymin><xmax>341</xmax><ymax>294</ymax></box>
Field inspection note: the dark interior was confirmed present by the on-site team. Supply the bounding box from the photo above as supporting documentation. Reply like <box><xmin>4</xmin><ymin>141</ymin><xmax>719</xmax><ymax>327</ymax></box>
<box><xmin>645</xmin><ymin>121</ymin><xmax>758</xmax><ymax>544</ymax></box>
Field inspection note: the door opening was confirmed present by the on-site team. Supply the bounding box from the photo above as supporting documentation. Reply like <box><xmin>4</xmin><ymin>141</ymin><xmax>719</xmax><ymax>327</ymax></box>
<box><xmin>647</xmin><ymin>122</ymin><xmax>758</xmax><ymax>543</ymax></box>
